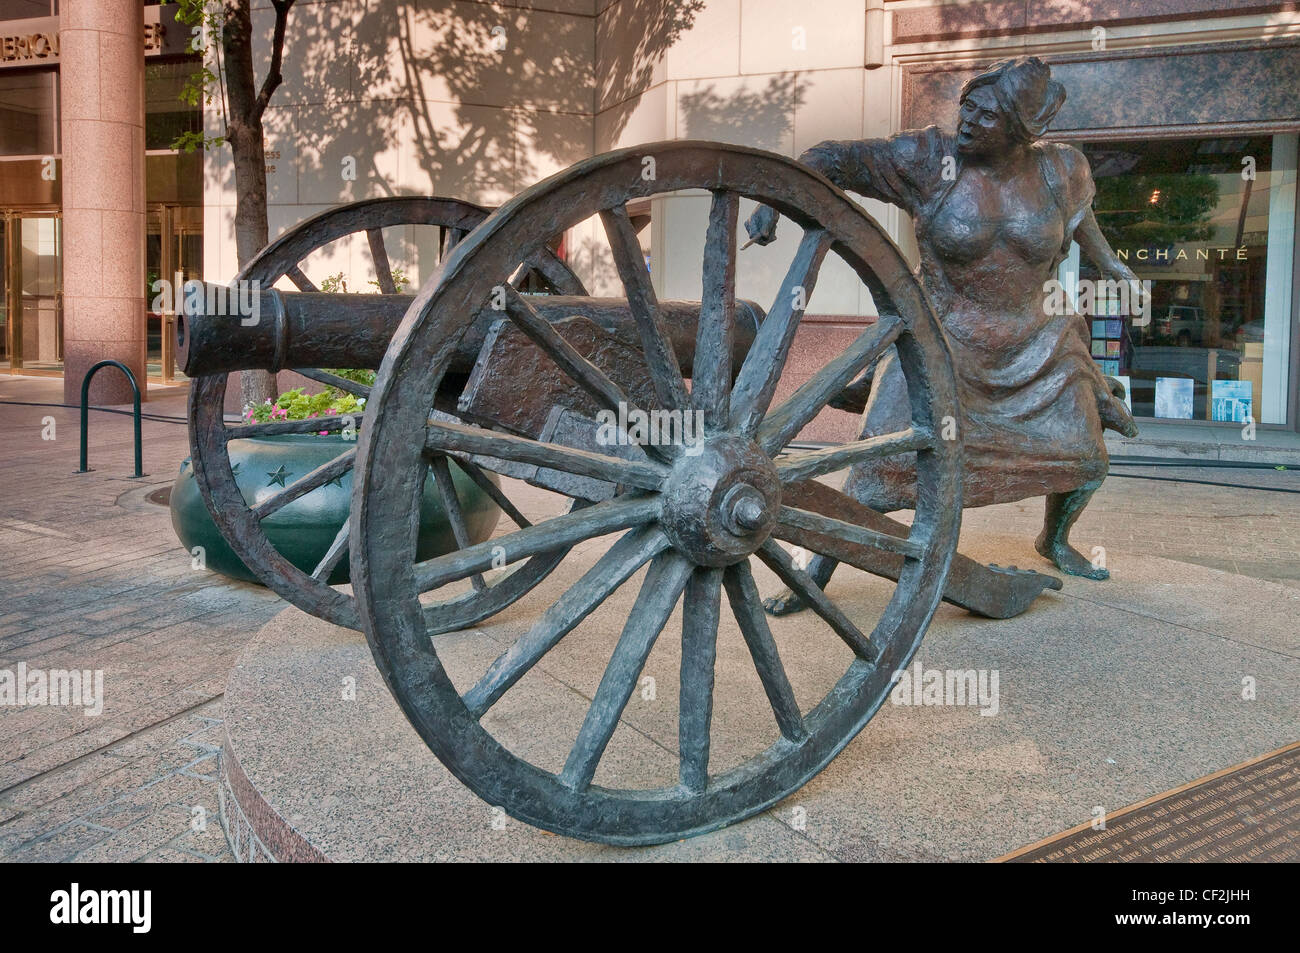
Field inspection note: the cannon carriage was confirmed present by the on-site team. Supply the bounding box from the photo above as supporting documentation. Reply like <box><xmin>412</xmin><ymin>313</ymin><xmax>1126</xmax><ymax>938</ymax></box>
<box><xmin>183</xmin><ymin>141</ymin><xmax>1060</xmax><ymax>845</ymax></box>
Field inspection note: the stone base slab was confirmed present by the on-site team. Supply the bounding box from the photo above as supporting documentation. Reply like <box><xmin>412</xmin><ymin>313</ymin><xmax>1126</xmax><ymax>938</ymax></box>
<box><xmin>219</xmin><ymin>531</ymin><xmax>1298</xmax><ymax>861</ymax></box>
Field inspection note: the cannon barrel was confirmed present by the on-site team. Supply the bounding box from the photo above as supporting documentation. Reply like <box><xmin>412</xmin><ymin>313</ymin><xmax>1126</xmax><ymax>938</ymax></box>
<box><xmin>175</xmin><ymin>283</ymin><xmax>765</xmax><ymax>378</ymax></box>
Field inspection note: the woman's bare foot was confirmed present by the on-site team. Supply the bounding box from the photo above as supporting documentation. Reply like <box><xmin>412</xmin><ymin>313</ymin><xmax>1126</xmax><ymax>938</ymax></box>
<box><xmin>1038</xmin><ymin>481</ymin><xmax>1109</xmax><ymax>580</ymax></box>
<box><xmin>1034</xmin><ymin>534</ymin><xmax>1109</xmax><ymax>580</ymax></box>
<box><xmin>763</xmin><ymin>588</ymin><xmax>808</xmax><ymax>616</ymax></box>
<box><xmin>762</xmin><ymin>552</ymin><xmax>838</xmax><ymax>616</ymax></box>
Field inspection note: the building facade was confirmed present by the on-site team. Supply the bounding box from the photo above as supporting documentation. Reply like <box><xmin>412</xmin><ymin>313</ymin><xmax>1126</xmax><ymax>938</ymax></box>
<box><xmin>203</xmin><ymin>0</ymin><xmax>1300</xmax><ymax>441</ymax></box>
<box><xmin>2</xmin><ymin>1</ymin><xmax>1296</xmax><ymax>441</ymax></box>
<box><xmin>1</xmin><ymin>0</ymin><xmax>199</xmax><ymax>402</ymax></box>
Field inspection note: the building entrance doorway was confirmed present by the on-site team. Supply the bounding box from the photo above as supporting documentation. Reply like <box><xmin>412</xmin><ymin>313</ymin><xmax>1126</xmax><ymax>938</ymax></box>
<box><xmin>1</xmin><ymin>208</ymin><xmax>62</xmax><ymax>375</ymax></box>
<box><xmin>147</xmin><ymin>203</ymin><xmax>202</xmax><ymax>383</ymax></box>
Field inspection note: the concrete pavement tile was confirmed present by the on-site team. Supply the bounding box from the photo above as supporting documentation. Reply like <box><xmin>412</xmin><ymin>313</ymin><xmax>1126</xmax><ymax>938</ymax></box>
<box><xmin>2</xmin><ymin>822</ymin><xmax>112</xmax><ymax>862</ymax></box>
<box><xmin>71</xmin><ymin>806</ymin><xmax>193</xmax><ymax>863</ymax></box>
<box><xmin>140</xmin><ymin>845</ymin><xmax>207</xmax><ymax>862</ymax></box>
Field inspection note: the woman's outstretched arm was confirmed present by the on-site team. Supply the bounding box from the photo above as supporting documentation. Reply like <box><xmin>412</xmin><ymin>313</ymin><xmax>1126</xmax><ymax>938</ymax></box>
<box><xmin>1074</xmin><ymin>206</ymin><xmax>1138</xmax><ymax>286</ymax></box>
<box><xmin>745</xmin><ymin>131</ymin><xmax>939</xmax><ymax>245</ymax></box>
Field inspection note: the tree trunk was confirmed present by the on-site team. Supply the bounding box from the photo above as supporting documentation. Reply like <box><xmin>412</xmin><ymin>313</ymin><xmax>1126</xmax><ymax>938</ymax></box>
<box><xmin>223</xmin><ymin>0</ymin><xmax>278</xmax><ymax>409</ymax></box>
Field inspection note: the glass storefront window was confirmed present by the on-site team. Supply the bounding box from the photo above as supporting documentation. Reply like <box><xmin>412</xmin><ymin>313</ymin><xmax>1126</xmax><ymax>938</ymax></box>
<box><xmin>18</xmin><ymin>212</ymin><xmax>60</xmax><ymax>371</ymax></box>
<box><xmin>145</xmin><ymin>61</ymin><xmax>204</xmax><ymax>151</ymax></box>
<box><xmin>1</xmin><ymin>211</ymin><xmax>61</xmax><ymax>373</ymax></box>
<box><xmin>1</xmin><ymin>2</ymin><xmax>57</xmax><ymax>23</ymax></box>
<box><xmin>0</xmin><ymin>215</ymin><xmax>7</xmax><ymax>369</ymax></box>
<box><xmin>1073</xmin><ymin>134</ymin><xmax>1297</xmax><ymax>426</ymax></box>
<box><xmin>0</xmin><ymin>69</ymin><xmax>57</xmax><ymax>156</ymax></box>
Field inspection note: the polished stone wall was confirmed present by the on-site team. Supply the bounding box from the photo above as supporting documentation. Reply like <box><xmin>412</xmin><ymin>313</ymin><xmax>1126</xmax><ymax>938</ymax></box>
<box><xmin>889</xmin><ymin>0</ymin><xmax>1300</xmax><ymax>44</ymax></box>
<box><xmin>901</xmin><ymin>38</ymin><xmax>1300</xmax><ymax>135</ymax></box>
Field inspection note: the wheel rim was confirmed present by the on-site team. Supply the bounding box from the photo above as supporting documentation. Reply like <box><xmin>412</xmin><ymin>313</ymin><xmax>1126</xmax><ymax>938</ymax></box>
<box><xmin>187</xmin><ymin>196</ymin><xmax>586</xmax><ymax>630</ymax></box>
<box><xmin>353</xmin><ymin>143</ymin><xmax>962</xmax><ymax>844</ymax></box>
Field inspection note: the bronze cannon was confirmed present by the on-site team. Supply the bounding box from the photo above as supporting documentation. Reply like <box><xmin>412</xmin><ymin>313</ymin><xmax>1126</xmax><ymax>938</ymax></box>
<box><xmin>184</xmin><ymin>147</ymin><xmax>1060</xmax><ymax>847</ymax></box>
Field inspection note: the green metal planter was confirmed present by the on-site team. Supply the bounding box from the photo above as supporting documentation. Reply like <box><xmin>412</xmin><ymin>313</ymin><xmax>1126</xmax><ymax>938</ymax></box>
<box><xmin>170</xmin><ymin>434</ymin><xmax>499</xmax><ymax>585</ymax></box>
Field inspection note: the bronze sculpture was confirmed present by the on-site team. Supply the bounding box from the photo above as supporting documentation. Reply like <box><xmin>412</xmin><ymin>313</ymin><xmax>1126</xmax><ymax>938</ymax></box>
<box><xmin>746</xmin><ymin>57</ymin><xmax>1139</xmax><ymax>612</ymax></box>
<box><xmin>187</xmin><ymin>145</ymin><xmax>1068</xmax><ymax>844</ymax></box>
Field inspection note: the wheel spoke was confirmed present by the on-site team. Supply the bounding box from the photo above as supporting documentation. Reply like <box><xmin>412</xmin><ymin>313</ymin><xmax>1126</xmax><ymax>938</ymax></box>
<box><xmin>599</xmin><ymin>204</ymin><xmax>690</xmax><ymax>412</ymax></box>
<box><xmin>678</xmin><ymin>566</ymin><xmax>722</xmax><ymax>792</ymax></box>
<box><xmin>425</xmin><ymin>416</ymin><xmax>666</xmax><ymax>492</ymax></box>
<box><xmin>560</xmin><ymin>551</ymin><xmax>693</xmax><ymax>791</ymax></box>
<box><xmin>366</xmin><ymin>227</ymin><xmax>396</xmax><ymax>294</ymax></box>
<box><xmin>412</xmin><ymin>493</ymin><xmax>660</xmax><ymax>593</ymax></box>
<box><xmin>500</xmin><ymin>285</ymin><xmax>628</xmax><ymax>416</ymax></box>
<box><xmin>498</xmin><ymin>286</ymin><xmax>673</xmax><ymax>463</ymax></box>
<box><xmin>440</xmin><ymin>226</ymin><xmax>465</xmax><ymax>259</ymax></box>
<box><xmin>463</xmin><ymin>526</ymin><xmax>669</xmax><ymax>719</ymax></box>
<box><xmin>693</xmin><ymin>191</ymin><xmax>739</xmax><ymax>427</ymax></box>
<box><xmin>429</xmin><ymin>455</ymin><xmax>486</xmax><ymax>592</ymax></box>
<box><xmin>755</xmin><ymin>540</ymin><xmax>877</xmax><ymax>662</ymax></box>
<box><xmin>756</xmin><ymin>315</ymin><xmax>902</xmax><ymax>454</ymax></box>
<box><xmin>290</xmin><ymin>367</ymin><xmax>371</xmax><ymax>398</ymax></box>
<box><xmin>723</xmin><ymin>560</ymin><xmax>807</xmax><ymax>743</ymax></box>
<box><xmin>232</xmin><ymin>414</ymin><xmax>362</xmax><ymax>439</ymax></box>
<box><xmin>775</xmin><ymin>427</ymin><xmax>934</xmax><ymax>484</ymax></box>
<box><xmin>728</xmin><ymin>228</ymin><xmax>833</xmax><ymax>436</ymax></box>
<box><xmin>774</xmin><ymin>504</ymin><xmax>925</xmax><ymax>560</ymax></box>
<box><xmin>251</xmin><ymin>448</ymin><xmax>356</xmax><ymax>521</ymax></box>
<box><xmin>453</xmin><ymin>457</ymin><xmax>532</xmax><ymax>528</ymax></box>
<box><xmin>285</xmin><ymin>264</ymin><xmax>317</xmax><ymax>292</ymax></box>
<box><xmin>311</xmin><ymin>518</ymin><xmax>350</xmax><ymax>581</ymax></box>
<box><xmin>521</xmin><ymin>248</ymin><xmax>589</xmax><ymax>296</ymax></box>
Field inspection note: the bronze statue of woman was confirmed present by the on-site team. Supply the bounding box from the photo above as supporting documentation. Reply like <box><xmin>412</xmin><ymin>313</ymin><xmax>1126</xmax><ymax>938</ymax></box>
<box><xmin>745</xmin><ymin>57</ymin><xmax>1139</xmax><ymax>614</ymax></box>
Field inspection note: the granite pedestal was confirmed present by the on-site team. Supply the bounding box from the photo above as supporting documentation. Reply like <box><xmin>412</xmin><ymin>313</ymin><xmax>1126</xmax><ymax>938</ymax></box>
<box><xmin>219</xmin><ymin>531</ymin><xmax>1298</xmax><ymax>862</ymax></box>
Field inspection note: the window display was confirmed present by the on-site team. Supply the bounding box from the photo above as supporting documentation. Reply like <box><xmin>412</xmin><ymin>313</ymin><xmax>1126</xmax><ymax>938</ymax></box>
<box><xmin>1075</xmin><ymin>134</ymin><xmax>1296</xmax><ymax>425</ymax></box>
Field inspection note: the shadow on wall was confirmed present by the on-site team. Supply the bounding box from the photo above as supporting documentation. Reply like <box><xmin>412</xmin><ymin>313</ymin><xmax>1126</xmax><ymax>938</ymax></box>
<box><xmin>206</xmin><ymin>0</ymin><xmax>707</xmax><ymax>296</ymax></box>
<box><xmin>678</xmin><ymin>73</ymin><xmax>808</xmax><ymax>153</ymax></box>
<box><xmin>208</xmin><ymin>0</ymin><xmax>705</xmax><ymax>208</ymax></box>
<box><xmin>597</xmin><ymin>0</ymin><xmax>704</xmax><ymax>110</ymax></box>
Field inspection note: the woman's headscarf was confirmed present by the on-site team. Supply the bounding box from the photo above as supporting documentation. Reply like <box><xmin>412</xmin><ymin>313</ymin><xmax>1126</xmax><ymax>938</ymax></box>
<box><xmin>960</xmin><ymin>56</ymin><xmax>1066</xmax><ymax>143</ymax></box>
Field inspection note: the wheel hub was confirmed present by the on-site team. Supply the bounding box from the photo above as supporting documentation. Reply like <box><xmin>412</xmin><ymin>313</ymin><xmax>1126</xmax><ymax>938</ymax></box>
<box><xmin>659</xmin><ymin>436</ymin><xmax>781</xmax><ymax>567</ymax></box>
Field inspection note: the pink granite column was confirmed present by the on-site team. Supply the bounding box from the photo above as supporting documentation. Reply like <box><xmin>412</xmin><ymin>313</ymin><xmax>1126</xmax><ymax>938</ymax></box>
<box><xmin>60</xmin><ymin>0</ymin><xmax>146</xmax><ymax>405</ymax></box>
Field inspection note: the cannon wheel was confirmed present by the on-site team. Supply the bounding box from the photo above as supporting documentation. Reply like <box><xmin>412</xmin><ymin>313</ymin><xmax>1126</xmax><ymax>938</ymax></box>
<box><xmin>188</xmin><ymin>195</ymin><xmax>588</xmax><ymax>631</ymax></box>
<box><xmin>352</xmin><ymin>143</ymin><xmax>962</xmax><ymax>845</ymax></box>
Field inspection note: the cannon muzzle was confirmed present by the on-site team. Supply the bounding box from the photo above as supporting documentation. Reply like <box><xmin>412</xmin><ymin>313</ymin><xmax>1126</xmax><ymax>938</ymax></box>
<box><xmin>175</xmin><ymin>282</ymin><xmax>765</xmax><ymax>378</ymax></box>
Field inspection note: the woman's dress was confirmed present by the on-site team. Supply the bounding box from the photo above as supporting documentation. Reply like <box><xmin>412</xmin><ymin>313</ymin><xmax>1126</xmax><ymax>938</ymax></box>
<box><xmin>805</xmin><ymin>127</ymin><xmax>1111</xmax><ymax>509</ymax></box>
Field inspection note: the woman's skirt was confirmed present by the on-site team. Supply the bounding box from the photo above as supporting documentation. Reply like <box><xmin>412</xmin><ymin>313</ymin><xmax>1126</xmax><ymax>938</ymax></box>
<box><xmin>844</xmin><ymin>311</ymin><xmax>1110</xmax><ymax>511</ymax></box>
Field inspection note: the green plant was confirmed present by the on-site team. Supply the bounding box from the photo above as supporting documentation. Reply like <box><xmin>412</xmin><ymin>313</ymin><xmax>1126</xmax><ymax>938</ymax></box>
<box><xmin>368</xmin><ymin>267</ymin><xmax>410</xmax><ymax>293</ymax></box>
<box><xmin>171</xmin><ymin>0</ymin><xmax>227</xmax><ymax>153</ymax></box>
<box><xmin>325</xmin><ymin>368</ymin><xmax>376</xmax><ymax>387</ymax></box>
<box><xmin>319</xmin><ymin>272</ymin><xmax>348</xmax><ymax>293</ymax></box>
<box><xmin>243</xmin><ymin>387</ymin><xmax>365</xmax><ymax>429</ymax></box>
<box><xmin>317</xmin><ymin>270</ymin><xmax>409</xmax><ymax>294</ymax></box>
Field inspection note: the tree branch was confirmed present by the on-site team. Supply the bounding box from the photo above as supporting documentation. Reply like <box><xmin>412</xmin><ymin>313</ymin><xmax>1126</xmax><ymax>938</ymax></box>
<box><xmin>252</xmin><ymin>0</ymin><xmax>294</xmax><ymax>122</ymax></box>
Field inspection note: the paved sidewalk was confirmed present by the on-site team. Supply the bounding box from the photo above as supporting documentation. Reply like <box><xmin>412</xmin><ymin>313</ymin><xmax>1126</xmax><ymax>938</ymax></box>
<box><xmin>0</xmin><ymin>376</ymin><xmax>280</xmax><ymax>862</ymax></box>
<box><xmin>962</xmin><ymin>460</ymin><xmax>1300</xmax><ymax>589</ymax></box>
<box><xmin>0</xmin><ymin>373</ymin><xmax>1296</xmax><ymax>861</ymax></box>
<box><xmin>1105</xmin><ymin>418</ymin><xmax>1300</xmax><ymax>467</ymax></box>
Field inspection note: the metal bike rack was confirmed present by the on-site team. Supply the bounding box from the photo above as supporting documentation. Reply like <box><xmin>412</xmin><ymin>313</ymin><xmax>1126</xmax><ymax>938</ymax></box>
<box><xmin>76</xmin><ymin>360</ymin><xmax>146</xmax><ymax>478</ymax></box>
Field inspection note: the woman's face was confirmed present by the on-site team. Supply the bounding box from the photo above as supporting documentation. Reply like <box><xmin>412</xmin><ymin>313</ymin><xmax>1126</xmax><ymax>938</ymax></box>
<box><xmin>957</xmin><ymin>86</ymin><xmax>1014</xmax><ymax>157</ymax></box>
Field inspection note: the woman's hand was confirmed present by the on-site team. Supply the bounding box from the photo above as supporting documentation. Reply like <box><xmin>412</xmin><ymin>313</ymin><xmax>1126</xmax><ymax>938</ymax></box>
<box><xmin>743</xmin><ymin>205</ymin><xmax>779</xmax><ymax>246</ymax></box>
<box><xmin>1107</xmin><ymin>260</ymin><xmax>1139</xmax><ymax>286</ymax></box>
